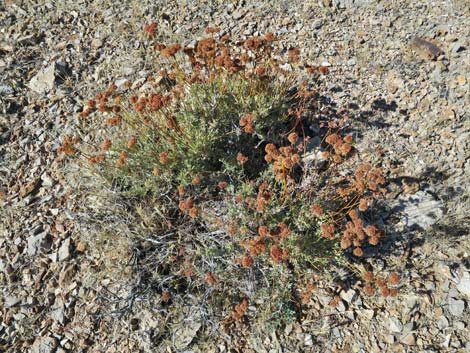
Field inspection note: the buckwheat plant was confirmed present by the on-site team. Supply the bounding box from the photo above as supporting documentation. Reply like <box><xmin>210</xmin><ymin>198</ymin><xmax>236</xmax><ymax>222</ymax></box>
<box><xmin>60</xmin><ymin>24</ymin><xmax>388</xmax><ymax>342</ymax></box>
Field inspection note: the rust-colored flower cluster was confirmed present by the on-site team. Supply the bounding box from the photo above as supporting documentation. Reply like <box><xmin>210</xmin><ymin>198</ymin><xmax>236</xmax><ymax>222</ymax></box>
<box><xmin>363</xmin><ymin>271</ymin><xmax>400</xmax><ymax>297</ymax></box>
<box><xmin>143</xmin><ymin>22</ymin><xmax>157</xmax><ymax>36</ymax></box>
<box><xmin>231</xmin><ymin>298</ymin><xmax>248</xmax><ymax>320</ymax></box>
<box><xmin>239</xmin><ymin>222</ymin><xmax>290</xmax><ymax>264</ymax></box>
<box><xmin>58</xmin><ymin>135</ymin><xmax>80</xmax><ymax>156</ymax></box>
<box><xmin>339</xmin><ymin>209</ymin><xmax>384</xmax><ymax>256</ymax></box>
<box><xmin>239</xmin><ymin>113</ymin><xmax>254</xmax><ymax>134</ymax></box>
<box><xmin>264</xmin><ymin>143</ymin><xmax>301</xmax><ymax>183</ymax></box>
<box><xmin>255</xmin><ymin>181</ymin><xmax>272</xmax><ymax>213</ymax></box>
<box><xmin>178</xmin><ymin>197</ymin><xmax>198</xmax><ymax>218</ymax></box>
<box><xmin>323</xmin><ymin>133</ymin><xmax>353</xmax><ymax>164</ymax></box>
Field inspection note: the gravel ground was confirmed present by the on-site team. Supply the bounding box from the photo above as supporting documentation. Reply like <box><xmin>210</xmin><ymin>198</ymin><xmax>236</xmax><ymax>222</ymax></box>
<box><xmin>1</xmin><ymin>0</ymin><xmax>469</xmax><ymax>352</ymax></box>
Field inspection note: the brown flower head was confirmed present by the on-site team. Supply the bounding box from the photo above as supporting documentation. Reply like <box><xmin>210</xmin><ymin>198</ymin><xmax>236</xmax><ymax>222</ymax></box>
<box><xmin>143</xmin><ymin>22</ymin><xmax>157</xmax><ymax>36</ymax></box>
<box><xmin>241</xmin><ymin>256</ymin><xmax>254</xmax><ymax>268</ymax></box>
<box><xmin>236</xmin><ymin>152</ymin><xmax>248</xmax><ymax>165</ymax></box>
<box><xmin>270</xmin><ymin>245</ymin><xmax>283</xmax><ymax>263</ymax></box>
<box><xmin>364</xmin><ymin>271</ymin><xmax>374</xmax><ymax>282</ymax></box>
<box><xmin>188</xmin><ymin>207</ymin><xmax>198</xmax><ymax>218</ymax></box>
<box><xmin>159</xmin><ymin>151</ymin><xmax>169</xmax><ymax>165</ymax></box>
<box><xmin>205</xmin><ymin>27</ymin><xmax>220</xmax><ymax>34</ymax></box>
<box><xmin>161</xmin><ymin>291</ymin><xmax>170</xmax><ymax>302</ymax></box>
<box><xmin>364</xmin><ymin>285</ymin><xmax>375</xmax><ymax>296</ymax></box>
<box><xmin>127</xmin><ymin>137</ymin><xmax>137</xmax><ymax>149</ymax></box>
<box><xmin>353</xmin><ymin>247</ymin><xmax>364</xmax><ymax>257</ymax></box>
<box><xmin>205</xmin><ymin>272</ymin><xmax>218</xmax><ymax>286</ymax></box>
<box><xmin>217</xmin><ymin>181</ymin><xmax>228</xmax><ymax>190</ymax></box>
<box><xmin>287</xmin><ymin>132</ymin><xmax>298</xmax><ymax>144</ymax></box>
<box><xmin>310</xmin><ymin>204</ymin><xmax>324</xmax><ymax>217</ymax></box>
<box><xmin>191</xmin><ymin>175</ymin><xmax>201</xmax><ymax>185</ymax></box>
<box><xmin>388</xmin><ymin>272</ymin><xmax>400</xmax><ymax>285</ymax></box>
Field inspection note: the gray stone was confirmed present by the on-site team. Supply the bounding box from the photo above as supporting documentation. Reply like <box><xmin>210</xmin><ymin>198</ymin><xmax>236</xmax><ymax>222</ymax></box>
<box><xmin>0</xmin><ymin>85</ymin><xmax>14</xmax><ymax>95</ymax></box>
<box><xmin>31</xmin><ymin>336</ymin><xmax>58</xmax><ymax>353</ymax></box>
<box><xmin>456</xmin><ymin>271</ymin><xmax>470</xmax><ymax>297</ymax></box>
<box><xmin>29</xmin><ymin>63</ymin><xmax>56</xmax><ymax>94</ymax></box>
<box><xmin>437</xmin><ymin>316</ymin><xmax>449</xmax><ymax>330</ymax></box>
<box><xmin>389</xmin><ymin>317</ymin><xmax>403</xmax><ymax>333</ymax></box>
<box><xmin>27</xmin><ymin>232</ymin><xmax>49</xmax><ymax>256</ymax></box>
<box><xmin>393</xmin><ymin>191</ymin><xmax>445</xmax><ymax>229</ymax></box>
<box><xmin>451</xmin><ymin>42</ymin><xmax>466</xmax><ymax>55</ymax></box>
<box><xmin>304</xmin><ymin>334</ymin><xmax>313</xmax><ymax>346</ymax></box>
<box><xmin>174</xmin><ymin>320</ymin><xmax>202</xmax><ymax>350</ymax></box>
<box><xmin>448</xmin><ymin>297</ymin><xmax>465</xmax><ymax>316</ymax></box>
<box><xmin>5</xmin><ymin>296</ymin><xmax>21</xmax><ymax>308</ymax></box>
<box><xmin>58</xmin><ymin>238</ymin><xmax>71</xmax><ymax>261</ymax></box>
<box><xmin>91</xmin><ymin>38</ymin><xmax>103</xmax><ymax>49</ymax></box>
<box><xmin>400</xmin><ymin>333</ymin><xmax>416</xmax><ymax>346</ymax></box>
<box><xmin>340</xmin><ymin>288</ymin><xmax>357</xmax><ymax>303</ymax></box>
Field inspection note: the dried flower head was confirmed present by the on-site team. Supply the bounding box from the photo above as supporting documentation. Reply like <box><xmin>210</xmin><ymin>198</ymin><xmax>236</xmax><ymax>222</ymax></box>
<box><xmin>205</xmin><ymin>272</ymin><xmax>218</xmax><ymax>286</ymax></box>
<box><xmin>236</xmin><ymin>152</ymin><xmax>248</xmax><ymax>165</ymax></box>
<box><xmin>205</xmin><ymin>27</ymin><xmax>220</xmax><ymax>34</ymax></box>
<box><xmin>288</xmin><ymin>132</ymin><xmax>298</xmax><ymax>144</ymax></box>
<box><xmin>161</xmin><ymin>291</ymin><xmax>170</xmax><ymax>302</ymax></box>
<box><xmin>364</xmin><ymin>271</ymin><xmax>374</xmax><ymax>282</ymax></box>
<box><xmin>270</xmin><ymin>245</ymin><xmax>283</xmax><ymax>263</ymax></box>
<box><xmin>232</xmin><ymin>298</ymin><xmax>248</xmax><ymax>320</ymax></box>
<box><xmin>241</xmin><ymin>256</ymin><xmax>254</xmax><ymax>268</ymax></box>
<box><xmin>188</xmin><ymin>207</ymin><xmax>198</xmax><ymax>218</ymax></box>
<box><xmin>310</xmin><ymin>204</ymin><xmax>324</xmax><ymax>217</ymax></box>
<box><xmin>143</xmin><ymin>22</ymin><xmax>157</xmax><ymax>36</ymax></box>
<box><xmin>364</xmin><ymin>285</ymin><xmax>375</xmax><ymax>296</ymax></box>
<box><xmin>353</xmin><ymin>247</ymin><xmax>363</xmax><ymax>257</ymax></box>
<box><xmin>217</xmin><ymin>181</ymin><xmax>228</xmax><ymax>190</ymax></box>
<box><xmin>159</xmin><ymin>151</ymin><xmax>169</xmax><ymax>165</ymax></box>
<box><xmin>191</xmin><ymin>175</ymin><xmax>201</xmax><ymax>185</ymax></box>
<box><xmin>388</xmin><ymin>272</ymin><xmax>400</xmax><ymax>285</ymax></box>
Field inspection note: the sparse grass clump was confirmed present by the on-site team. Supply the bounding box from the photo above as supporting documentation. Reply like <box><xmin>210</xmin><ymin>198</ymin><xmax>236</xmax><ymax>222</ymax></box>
<box><xmin>60</xmin><ymin>24</ymin><xmax>388</xmax><ymax>344</ymax></box>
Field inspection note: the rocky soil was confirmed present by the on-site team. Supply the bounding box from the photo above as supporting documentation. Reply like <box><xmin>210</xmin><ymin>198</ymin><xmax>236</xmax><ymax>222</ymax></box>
<box><xmin>1</xmin><ymin>0</ymin><xmax>469</xmax><ymax>352</ymax></box>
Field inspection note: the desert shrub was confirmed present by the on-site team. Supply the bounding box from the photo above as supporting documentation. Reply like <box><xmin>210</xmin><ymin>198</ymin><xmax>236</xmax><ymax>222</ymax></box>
<box><xmin>59</xmin><ymin>25</ymin><xmax>388</xmax><ymax>343</ymax></box>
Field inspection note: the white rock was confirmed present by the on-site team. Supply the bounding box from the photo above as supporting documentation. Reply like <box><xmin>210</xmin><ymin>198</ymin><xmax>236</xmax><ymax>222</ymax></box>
<box><xmin>304</xmin><ymin>334</ymin><xmax>313</xmax><ymax>346</ymax></box>
<box><xmin>5</xmin><ymin>296</ymin><xmax>21</xmax><ymax>308</ymax></box>
<box><xmin>31</xmin><ymin>337</ymin><xmax>57</xmax><ymax>353</ymax></box>
<box><xmin>58</xmin><ymin>238</ymin><xmax>71</xmax><ymax>261</ymax></box>
<box><xmin>448</xmin><ymin>297</ymin><xmax>465</xmax><ymax>316</ymax></box>
<box><xmin>389</xmin><ymin>317</ymin><xmax>403</xmax><ymax>333</ymax></box>
<box><xmin>457</xmin><ymin>271</ymin><xmax>470</xmax><ymax>297</ymax></box>
<box><xmin>27</xmin><ymin>232</ymin><xmax>48</xmax><ymax>255</ymax></box>
<box><xmin>437</xmin><ymin>316</ymin><xmax>449</xmax><ymax>330</ymax></box>
<box><xmin>340</xmin><ymin>288</ymin><xmax>357</xmax><ymax>303</ymax></box>
<box><xmin>29</xmin><ymin>63</ymin><xmax>56</xmax><ymax>94</ymax></box>
<box><xmin>393</xmin><ymin>191</ymin><xmax>445</xmax><ymax>229</ymax></box>
<box><xmin>400</xmin><ymin>333</ymin><xmax>416</xmax><ymax>346</ymax></box>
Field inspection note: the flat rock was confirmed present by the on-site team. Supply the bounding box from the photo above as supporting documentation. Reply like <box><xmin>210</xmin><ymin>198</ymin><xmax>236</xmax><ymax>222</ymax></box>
<box><xmin>5</xmin><ymin>296</ymin><xmax>21</xmax><ymax>308</ymax></box>
<box><xmin>437</xmin><ymin>316</ymin><xmax>449</xmax><ymax>330</ymax></box>
<box><xmin>340</xmin><ymin>288</ymin><xmax>357</xmax><ymax>303</ymax></box>
<box><xmin>389</xmin><ymin>317</ymin><xmax>403</xmax><ymax>333</ymax></box>
<box><xmin>400</xmin><ymin>333</ymin><xmax>416</xmax><ymax>346</ymax></box>
<box><xmin>27</xmin><ymin>232</ymin><xmax>50</xmax><ymax>256</ymax></box>
<box><xmin>456</xmin><ymin>271</ymin><xmax>470</xmax><ymax>297</ymax></box>
<box><xmin>411</xmin><ymin>36</ymin><xmax>444</xmax><ymax>60</ymax></box>
<box><xmin>29</xmin><ymin>63</ymin><xmax>56</xmax><ymax>94</ymax></box>
<box><xmin>393</xmin><ymin>191</ymin><xmax>445</xmax><ymax>229</ymax></box>
<box><xmin>448</xmin><ymin>297</ymin><xmax>465</xmax><ymax>316</ymax></box>
<box><xmin>31</xmin><ymin>336</ymin><xmax>58</xmax><ymax>353</ymax></box>
<box><xmin>58</xmin><ymin>238</ymin><xmax>71</xmax><ymax>261</ymax></box>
